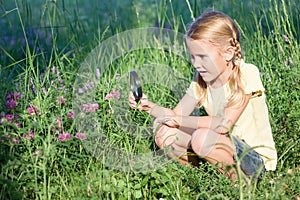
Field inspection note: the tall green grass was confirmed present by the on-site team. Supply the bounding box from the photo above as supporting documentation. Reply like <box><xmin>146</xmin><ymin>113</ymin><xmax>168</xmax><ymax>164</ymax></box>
<box><xmin>0</xmin><ymin>0</ymin><xmax>299</xmax><ymax>199</ymax></box>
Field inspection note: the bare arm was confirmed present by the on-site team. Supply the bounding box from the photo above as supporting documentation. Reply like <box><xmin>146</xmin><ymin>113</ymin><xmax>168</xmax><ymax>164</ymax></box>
<box><xmin>129</xmin><ymin>92</ymin><xmax>199</xmax><ymax>118</ymax></box>
<box><xmin>159</xmin><ymin>94</ymin><xmax>252</xmax><ymax>134</ymax></box>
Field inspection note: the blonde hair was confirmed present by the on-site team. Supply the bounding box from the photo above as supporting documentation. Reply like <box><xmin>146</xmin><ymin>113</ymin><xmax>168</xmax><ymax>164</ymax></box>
<box><xmin>186</xmin><ymin>10</ymin><xmax>244</xmax><ymax>107</ymax></box>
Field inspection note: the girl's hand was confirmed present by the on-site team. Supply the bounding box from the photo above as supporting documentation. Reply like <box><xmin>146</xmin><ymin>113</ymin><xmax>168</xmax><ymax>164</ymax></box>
<box><xmin>128</xmin><ymin>92</ymin><xmax>150</xmax><ymax>112</ymax></box>
<box><xmin>155</xmin><ymin>116</ymin><xmax>180</xmax><ymax>128</ymax></box>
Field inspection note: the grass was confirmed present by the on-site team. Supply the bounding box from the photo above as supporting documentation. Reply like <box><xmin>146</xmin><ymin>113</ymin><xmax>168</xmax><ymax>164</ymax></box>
<box><xmin>0</xmin><ymin>0</ymin><xmax>299</xmax><ymax>199</ymax></box>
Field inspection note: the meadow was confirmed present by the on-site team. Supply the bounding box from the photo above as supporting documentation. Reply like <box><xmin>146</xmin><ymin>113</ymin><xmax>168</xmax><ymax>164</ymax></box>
<box><xmin>0</xmin><ymin>0</ymin><xmax>299</xmax><ymax>199</ymax></box>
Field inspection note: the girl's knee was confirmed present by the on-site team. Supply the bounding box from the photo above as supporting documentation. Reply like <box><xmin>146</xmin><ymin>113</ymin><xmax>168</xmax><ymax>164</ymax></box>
<box><xmin>191</xmin><ymin>128</ymin><xmax>220</xmax><ymax>156</ymax></box>
<box><xmin>153</xmin><ymin>120</ymin><xmax>177</xmax><ymax>149</ymax></box>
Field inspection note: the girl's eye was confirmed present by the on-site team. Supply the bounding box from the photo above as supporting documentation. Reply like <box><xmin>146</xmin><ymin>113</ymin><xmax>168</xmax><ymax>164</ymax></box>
<box><xmin>191</xmin><ymin>55</ymin><xmax>205</xmax><ymax>60</ymax></box>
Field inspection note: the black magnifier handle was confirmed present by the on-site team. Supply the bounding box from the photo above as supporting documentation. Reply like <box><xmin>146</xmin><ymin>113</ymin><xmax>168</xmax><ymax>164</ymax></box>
<box><xmin>130</xmin><ymin>70</ymin><xmax>143</xmax><ymax>102</ymax></box>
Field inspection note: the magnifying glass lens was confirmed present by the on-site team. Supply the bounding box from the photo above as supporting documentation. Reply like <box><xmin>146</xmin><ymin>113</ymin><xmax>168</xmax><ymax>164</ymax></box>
<box><xmin>130</xmin><ymin>71</ymin><xmax>142</xmax><ymax>101</ymax></box>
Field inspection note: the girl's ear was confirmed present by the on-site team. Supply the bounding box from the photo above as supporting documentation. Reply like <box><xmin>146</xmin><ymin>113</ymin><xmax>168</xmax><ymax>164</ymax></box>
<box><xmin>224</xmin><ymin>45</ymin><xmax>235</xmax><ymax>61</ymax></box>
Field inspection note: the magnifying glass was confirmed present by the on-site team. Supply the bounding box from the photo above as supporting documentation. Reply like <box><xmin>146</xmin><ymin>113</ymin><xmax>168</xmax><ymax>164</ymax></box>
<box><xmin>130</xmin><ymin>70</ymin><xmax>143</xmax><ymax>102</ymax></box>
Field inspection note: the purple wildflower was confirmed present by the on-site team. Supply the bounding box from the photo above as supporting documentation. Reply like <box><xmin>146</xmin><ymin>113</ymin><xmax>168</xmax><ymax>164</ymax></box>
<box><xmin>56</xmin><ymin>96</ymin><xmax>66</xmax><ymax>105</ymax></box>
<box><xmin>59</xmin><ymin>79</ymin><xmax>63</xmax><ymax>85</ymax></box>
<box><xmin>6</xmin><ymin>92</ymin><xmax>21</xmax><ymax>100</ymax></box>
<box><xmin>6</xmin><ymin>100</ymin><xmax>17</xmax><ymax>110</ymax></box>
<box><xmin>58</xmin><ymin>132</ymin><xmax>71</xmax><ymax>141</ymax></box>
<box><xmin>78</xmin><ymin>88</ymin><xmax>84</xmax><ymax>94</ymax></box>
<box><xmin>75</xmin><ymin>133</ymin><xmax>87</xmax><ymax>140</ymax></box>
<box><xmin>84</xmin><ymin>83</ymin><xmax>93</xmax><ymax>90</ymax></box>
<box><xmin>67</xmin><ymin>110</ymin><xmax>75</xmax><ymax>119</ymax></box>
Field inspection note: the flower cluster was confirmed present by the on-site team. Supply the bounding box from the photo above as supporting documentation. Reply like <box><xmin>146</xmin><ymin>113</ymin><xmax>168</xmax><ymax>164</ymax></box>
<box><xmin>1</xmin><ymin>114</ymin><xmax>17</xmax><ymax>124</ymax></box>
<box><xmin>57</xmin><ymin>132</ymin><xmax>87</xmax><ymax>141</ymax></box>
<box><xmin>58</xmin><ymin>132</ymin><xmax>71</xmax><ymax>141</ymax></box>
<box><xmin>81</xmin><ymin>103</ymin><xmax>99</xmax><ymax>113</ymax></box>
<box><xmin>75</xmin><ymin>133</ymin><xmax>87</xmax><ymax>140</ymax></box>
<box><xmin>22</xmin><ymin>130</ymin><xmax>35</xmax><ymax>140</ymax></box>
<box><xmin>5</xmin><ymin>92</ymin><xmax>21</xmax><ymax>110</ymax></box>
<box><xmin>67</xmin><ymin>110</ymin><xmax>75</xmax><ymax>119</ymax></box>
<box><xmin>28</xmin><ymin>105</ymin><xmax>41</xmax><ymax>116</ymax></box>
<box><xmin>105</xmin><ymin>90</ymin><xmax>121</xmax><ymax>100</ymax></box>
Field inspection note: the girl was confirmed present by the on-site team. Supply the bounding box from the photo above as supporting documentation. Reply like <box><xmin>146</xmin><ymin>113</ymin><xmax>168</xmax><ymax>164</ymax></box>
<box><xmin>129</xmin><ymin>10</ymin><xmax>277</xmax><ymax>181</ymax></box>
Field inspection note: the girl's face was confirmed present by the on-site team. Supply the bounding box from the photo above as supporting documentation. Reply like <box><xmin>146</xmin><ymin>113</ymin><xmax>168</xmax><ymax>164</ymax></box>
<box><xmin>186</xmin><ymin>38</ymin><xmax>233</xmax><ymax>88</ymax></box>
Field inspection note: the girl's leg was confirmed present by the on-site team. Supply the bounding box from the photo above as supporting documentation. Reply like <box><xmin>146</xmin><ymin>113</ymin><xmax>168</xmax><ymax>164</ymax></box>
<box><xmin>191</xmin><ymin>128</ymin><xmax>237</xmax><ymax>180</ymax></box>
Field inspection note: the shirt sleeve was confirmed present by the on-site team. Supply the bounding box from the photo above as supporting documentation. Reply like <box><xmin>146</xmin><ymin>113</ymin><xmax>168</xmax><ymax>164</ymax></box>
<box><xmin>240</xmin><ymin>63</ymin><xmax>265</xmax><ymax>95</ymax></box>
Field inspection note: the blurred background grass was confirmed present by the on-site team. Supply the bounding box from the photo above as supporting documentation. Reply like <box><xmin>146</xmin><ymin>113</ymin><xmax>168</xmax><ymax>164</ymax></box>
<box><xmin>0</xmin><ymin>0</ymin><xmax>299</xmax><ymax>199</ymax></box>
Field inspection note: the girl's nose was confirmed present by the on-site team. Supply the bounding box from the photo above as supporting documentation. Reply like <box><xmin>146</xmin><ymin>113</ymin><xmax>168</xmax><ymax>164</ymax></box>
<box><xmin>192</xmin><ymin>57</ymin><xmax>202</xmax><ymax>68</ymax></box>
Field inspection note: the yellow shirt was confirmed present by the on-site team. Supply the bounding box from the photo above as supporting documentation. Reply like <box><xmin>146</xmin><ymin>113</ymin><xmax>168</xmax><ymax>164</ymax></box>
<box><xmin>186</xmin><ymin>60</ymin><xmax>277</xmax><ymax>171</ymax></box>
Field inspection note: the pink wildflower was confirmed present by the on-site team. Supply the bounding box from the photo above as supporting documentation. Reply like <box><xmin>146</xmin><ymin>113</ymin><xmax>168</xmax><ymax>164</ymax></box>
<box><xmin>56</xmin><ymin>118</ymin><xmax>63</xmax><ymax>133</ymax></box>
<box><xmin>4</xmin><ymin>114</ymin><xmax>14</xmax><ymax>123</ymax></box>
<box><xmin>104</xmin><ymin>93</ymin><xmax>113</xmax><ymax>100</ymax></box>
<box><xmin>96</xmin><ymin>68</ymin><xmax>101</xmax><ymax>79</ymax></box>
<box><xmin>58</xmin><ymin>132</ymin><xmax>71</xmax><ymax>141</ymax></box>
<box><xmin>12</xmin><ymin>136</ymin><xmax>19</xmax><ymax>144</ymax></box>
<box><xmin>81</xmin><ymin>103</ymin><xmax>99</xmax><ymax>113</ymax></box>
<box><xmin>42</xmin><ymin>88</ymin><xmax>47</xmax><ymax>95</ymax></box>
<box><xmin>23</xmin><ymin>133</ymin><xmax>29</xmax><ymax>139</ymax></box>
<box><xmin>115</xmin><ymin>74</ymin><xmax>121</xmax><ymax>79</ymax></box>
<box><xmin>51</xmin><ymin>67</ymin><xmax>56</xmax><ymax>74</ymax></box>
<box><xmin>14</xmin><ymin>122</ymin><xmax>21</xmax><ymax>128</ymax></box>
<box><xmin>283</xmin><ymin>34</ymin><xmax>289</xmax><ymax>43</ymax></box>
<box><xmin>288</xmin><ymin>57</ymin><xmax>293</xmax><ymax>66</ymax></box>
<box><xmin>29</xmin><ymin>130</ymin><xmax>35</xmax><ymax>140</ymax></box>
<box><xmin>105</xmin><ymin>90</ymin><xmax>121</xmax><ymax>100</ymax></box>
<box><xmin>75</xmin><ymin>133</ymin><xmax>87</xmax><ymax>140</ymax></box>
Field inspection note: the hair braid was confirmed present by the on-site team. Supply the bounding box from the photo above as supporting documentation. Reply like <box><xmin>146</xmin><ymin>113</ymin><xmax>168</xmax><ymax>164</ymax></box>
<box><xmin>230</xmin><ymin>38</ymin><xmax>242</xmax><ymax>67</ymax></box>
<box><xmin>227</xmin><ymin>38</ymin><xmax>245</xmax><ymax>107</ymax></box>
